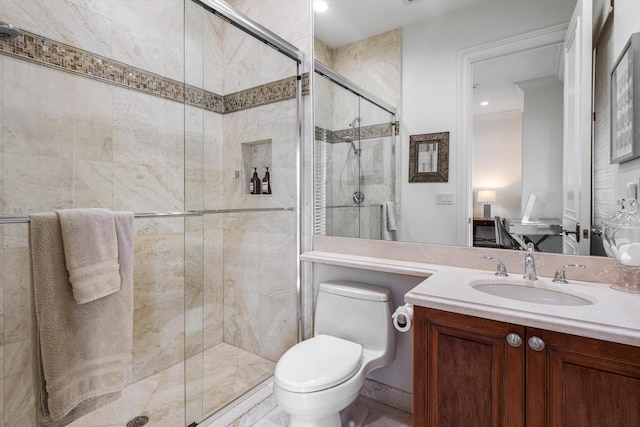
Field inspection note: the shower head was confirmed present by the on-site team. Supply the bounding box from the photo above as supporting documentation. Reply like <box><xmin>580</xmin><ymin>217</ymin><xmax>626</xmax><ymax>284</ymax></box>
<box><xmin>349</xmin><ymin>117</ymin><xmax>361</xmax><ymax>128</ymax></box>
<box><xmin>0</xmin><ymin>22</ymin><xmax>19</xmax><ymax>40</ymax></box>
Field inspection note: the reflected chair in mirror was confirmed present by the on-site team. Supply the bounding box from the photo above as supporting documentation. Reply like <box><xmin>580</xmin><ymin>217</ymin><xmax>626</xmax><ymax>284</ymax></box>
<box><xmin>495</xmin><ymin>216</ymin><xmax>526</xmax><ymax>250</ymax></box>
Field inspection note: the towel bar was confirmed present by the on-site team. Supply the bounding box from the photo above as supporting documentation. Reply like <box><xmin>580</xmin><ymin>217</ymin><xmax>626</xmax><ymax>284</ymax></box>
<box><xmin>0</xmin><ymin>207</ymin><xmax>295</xmax><ymax>224</ymax></box>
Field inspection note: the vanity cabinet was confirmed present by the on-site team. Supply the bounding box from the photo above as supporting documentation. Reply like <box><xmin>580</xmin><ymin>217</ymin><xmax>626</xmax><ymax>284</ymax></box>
<box><xmin>413</xmin><ymin>306</ymin><xmax>640</xmax><ymax>426</ymax></box>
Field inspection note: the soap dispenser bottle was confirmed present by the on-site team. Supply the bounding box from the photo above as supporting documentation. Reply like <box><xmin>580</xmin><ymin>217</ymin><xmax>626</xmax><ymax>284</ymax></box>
<box><xmin>262</xmin><ymin>167</ymin><xmax>271</xmax><ymax>194</ymax></box>
<box><xmin>250</xmin><ymin>167</ymin><xmax>261</xmax><ymax>195</ymax></box>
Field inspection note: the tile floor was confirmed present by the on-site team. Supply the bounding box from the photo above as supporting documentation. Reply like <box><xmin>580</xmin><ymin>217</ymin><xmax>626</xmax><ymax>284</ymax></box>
<box><xmin>250</xmin><ymin>396</ymin><xmax>413</xmax><ymax>427</ymax></box>
<box><xmin>67</xmin><ymin>343</ymin><xmax>274</xmax><ymax>427</ymax></box>
<box><xmin>65</xmin><ymin>341</ymin><xmax>410</xmax><ymax>427</ymax></box>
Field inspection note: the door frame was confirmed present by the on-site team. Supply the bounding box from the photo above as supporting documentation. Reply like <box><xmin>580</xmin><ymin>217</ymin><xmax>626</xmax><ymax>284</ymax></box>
<box><xmin>456</xmin><ymin>24</ymin><xmax>569</xmax><ymax>247</ymax></box>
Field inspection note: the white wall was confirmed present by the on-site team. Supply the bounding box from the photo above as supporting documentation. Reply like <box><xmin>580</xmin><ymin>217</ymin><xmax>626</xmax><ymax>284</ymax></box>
<box><xmin>472</xmin><ymin>112</ymin><xmax>523</xmax><ymax>219</ymax></box>
<box><xmin>520</xmin><ymin>78</ymin><xmax>564</xmax><ymax>219</ymax></box>
<box><xmin>400</xmin><ymin>0</ymin><xmax>576</xmax><ymax>244</ymax></box>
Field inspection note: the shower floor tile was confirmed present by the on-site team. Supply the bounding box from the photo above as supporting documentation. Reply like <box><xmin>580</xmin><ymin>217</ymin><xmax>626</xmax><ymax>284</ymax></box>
<box><xmin>66</xmin><ymin>343</ymin><xmax>274</xmax><ymax>427</ymax></box>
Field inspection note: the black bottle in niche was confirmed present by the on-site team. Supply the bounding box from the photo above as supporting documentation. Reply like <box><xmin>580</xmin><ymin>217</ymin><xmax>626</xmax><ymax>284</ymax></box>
<box><xmin>250</xmin><ymin>167</ymin><xmax>261</xmax><ymax>195</ymax></box>
<box><xmin>262</xmin><ymin>167</ymin><xmax>272</xmax><ymax>194</ymax></box>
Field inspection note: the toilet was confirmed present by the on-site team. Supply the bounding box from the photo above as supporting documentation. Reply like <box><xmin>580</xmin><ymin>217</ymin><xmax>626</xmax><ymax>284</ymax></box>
<box><xmin>274</xmin><ymin>280</ymin><xmax>396</xmax><ymax>427</ymax></box>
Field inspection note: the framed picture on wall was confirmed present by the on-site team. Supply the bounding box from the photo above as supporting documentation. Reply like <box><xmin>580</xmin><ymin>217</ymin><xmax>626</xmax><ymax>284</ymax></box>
<box><xmin>409</xmin><ymin>132</ymin><xmax>449</xmax><ymax>182</ymax></box>
<box><xmin>611</xmin><ymin>32</ymin><xmax>640</xmax><ymax>163</ymax></box>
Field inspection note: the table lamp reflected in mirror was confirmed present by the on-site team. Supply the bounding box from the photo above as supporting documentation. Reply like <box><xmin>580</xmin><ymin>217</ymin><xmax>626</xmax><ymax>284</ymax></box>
<box><xmin>477</xmin><ymin>190</ymin><xmax>496</xmax><ymax>219</ymax></box>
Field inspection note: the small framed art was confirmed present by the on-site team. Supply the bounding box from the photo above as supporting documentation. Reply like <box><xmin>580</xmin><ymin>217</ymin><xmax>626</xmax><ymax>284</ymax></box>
<box><xmin>409</xmin><ymin>132</ymin><xmax>449</xmax><ymax>182</ymax></box>
<box><xmin>611</xmin><ymin>32</ymin><xmax>640</xmax><ymax>163</ymax></box>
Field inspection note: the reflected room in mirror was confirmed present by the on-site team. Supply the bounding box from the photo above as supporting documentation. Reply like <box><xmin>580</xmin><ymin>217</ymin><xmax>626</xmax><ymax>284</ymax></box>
<box><xmin>313</xmin><ymin>0</ymin><xmax>622</xmax><ymax>256</ymax></box>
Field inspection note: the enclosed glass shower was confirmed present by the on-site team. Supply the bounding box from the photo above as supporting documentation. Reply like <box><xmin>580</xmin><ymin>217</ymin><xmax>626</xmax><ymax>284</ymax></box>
<box><xmin>0</xmin><ymin>0</ymin><xmax>303</xmax><ymax>426</ymax></box>
<box><xmin>314</xmin><ymin>62</ymin><xmax>397</xmax><ymax>240</ymax></box>
<box><xmin>183</xmin><ymin>0</ymin><xmax>303</xmax><ymax>424</ymax></box>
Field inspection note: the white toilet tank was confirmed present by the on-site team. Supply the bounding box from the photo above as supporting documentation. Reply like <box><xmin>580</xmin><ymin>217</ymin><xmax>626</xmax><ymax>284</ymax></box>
<box><xmin>315</xmin><ymin>281</ymin><xmax>395</xmax><ymax>355</ymax></box>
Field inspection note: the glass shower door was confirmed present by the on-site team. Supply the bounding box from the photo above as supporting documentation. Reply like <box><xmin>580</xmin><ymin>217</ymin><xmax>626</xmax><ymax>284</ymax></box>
<box><xmin>184</xmin><ymin>1</ymin><xmax>301</xmax><ymax>424</ymax></box>
<box><xmin>314</xmin><ymin>71</ymin><xmax>397</xmax><ymax>240</ymax></box>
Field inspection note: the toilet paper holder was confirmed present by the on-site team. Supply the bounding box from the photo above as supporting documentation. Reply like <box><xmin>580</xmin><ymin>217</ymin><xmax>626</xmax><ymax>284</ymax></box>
<box><xmin>392</xmin><ymin>303</ymin><xmax>414</xmax><ymax>332</ymax></box>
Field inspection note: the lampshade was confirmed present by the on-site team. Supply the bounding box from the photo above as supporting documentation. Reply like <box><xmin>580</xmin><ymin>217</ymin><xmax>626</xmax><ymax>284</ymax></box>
<box><xmin>477</xmin><ymin>190</ymin><xmax>496</xmax><ymax>203</ymax></box>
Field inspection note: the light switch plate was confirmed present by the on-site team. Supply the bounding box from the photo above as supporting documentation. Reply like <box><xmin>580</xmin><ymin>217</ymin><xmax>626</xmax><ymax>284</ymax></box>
<box><xmin>436</xmin><ymin>192</ymin><xmax>454</xmax><ymax>205</ymax></box>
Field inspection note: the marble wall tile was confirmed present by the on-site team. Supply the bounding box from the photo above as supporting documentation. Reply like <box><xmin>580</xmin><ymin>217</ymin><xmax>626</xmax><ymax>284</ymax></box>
<box><xmin>223</xmin><ymin>289</ymin><xmax>260</xmax><ymax>354</ymax></box>
<box><xmin>204</xmin><ymin>110</ymin><xmax>224</xmax><ymax>172</ymax></box>
<box><xmin>314</xmin><ymin>37</ymin><xmax>333</xmax><ymax>68</ymax></box>
<box><xmin>259</xmin><ymin>232</ymin><xmax>296</xmax><ymax>300</ymax></box>
<box><xmin>332</xmin><ymin>29</ymin><xmax>401</xmax><ymax>109</ymax></box>
<box><xmin>133</xmin><ymin>231</ymin><xmax>185</xmax><ymax>310</ymax></box>
<box><xmin>74</xmin><ymin>79</ymin><xmax>114</xmax><ymax>162</ymax></box>
<box><xmin>4</xmin><ymin>372</ymin><xmax>35</xmax><ymax>425</ymax></box>
<box><xmin>111</xmin><ymin>20</ymin><xmax>166</xmax><ymax>80</ymax></box>
<box><xmin>258</xmin><ymin>294</ymin><xmax>297</xmax><ymax>361</ymax></box>
<box><xmin>204</xmin><ymin>12</ymin><xmax>224</xmax><ymax>95</ymax></box>
<box><xmin>3</xmin><ymin>0</ymin><xmax>112</xmax><ymax>58</ymax></box>
<box><xmin>112</xmin><ymin>163</ymin><xmax>184</xmax><ymax>214</ymax></box>
<box><xmin>0</xmin><ymin>153</ymin><xmax>3</xmax><ymax>214</ymax></box>
<box><xmin>185</xmin><ymin>217</ymin><xmax>205</xmax><ymax>358</ymax></box>
<box><xmin>112</xmin><ymin>88</ymin><xmax>184</xmax><ymax>168</ymax></box>
<box><xmin>110</xmin><ymin>0</ymin><xmax>185</xmax><ymax>81</ymax></box>
<box><xmin>223</xmin><ymin>229</ymin><xmax>261</xmax><ymax>292</ymax></box>
<box><xmin>185</xmin><ymin>0</ymin><xmax>206</xmax><ymax>89</ymax></box>
<box><xmin>204</xmin><ymin>216</ymin><xmax>224</xmax><ymax>350</ymax></box>
<box><xmin>185</xmin><ymin>105</ymin><xmax>205</xmax><ymax>170</ymax></box>
<box><xmin>65</xmin><ymin>0</ymin><xmax>114</xmax><ymax>19</ymax></box>
<box><xmin>132</xmin><ymin>296</ymin><xmax>185</xmax><ymax>382</ymax></box>
<box><xmin>74</xmin><ymin>160</ymin><xmax>114</xmax><ymax>209</ymax></box>
<box><xmin>0</xmin><ymin>60</ymin><xmax>4</xmax><ymax>154</ymax></box>
<box><xmin>3</xmin><ymin>248</ymin><xmax>31</xmax><ymax>346</ymax></box>
<box><xmin>4</xmin><ymin>61</ymin><xmax>75</xmax><ymax>159</ymax></box>
<box><xmin>185</xmin><ymin>303</ymin><xmax>204</xmax><ymax>359</ymax></box>
<box><xmin>259</xmin><ymin>210</ymin><xmax>296</xmax><ymax>236</ymax></box>
<box><xmin>3</xmin><ymin>223</ymin><xmax>27</xmax><ymax>250</ymax></box>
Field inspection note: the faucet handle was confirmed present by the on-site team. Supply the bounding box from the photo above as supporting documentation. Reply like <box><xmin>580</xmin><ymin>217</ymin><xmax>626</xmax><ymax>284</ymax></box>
<box><xmin>552</xmin><ymin>264</ymin><xmax>586</xmax><ymax>284</ymax></box>
<box><xmin>481</xmin><ymin>256</ymin><xmax>508</xmax><ymax>277</ymax></box>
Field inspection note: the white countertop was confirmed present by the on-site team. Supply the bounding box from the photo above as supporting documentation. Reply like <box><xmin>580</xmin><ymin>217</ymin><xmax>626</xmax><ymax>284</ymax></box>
<box><xmin>302</xmin><ymin>251</ymin><xmax>640</xmax><ymax>347</ymax></box>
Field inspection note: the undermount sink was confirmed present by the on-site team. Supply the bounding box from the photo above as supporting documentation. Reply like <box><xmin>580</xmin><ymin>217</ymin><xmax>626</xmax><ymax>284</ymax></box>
<box><xmin>470</xmin><ymin>280</ymin><xmax>594</xmax><ymax>306</ymax></box>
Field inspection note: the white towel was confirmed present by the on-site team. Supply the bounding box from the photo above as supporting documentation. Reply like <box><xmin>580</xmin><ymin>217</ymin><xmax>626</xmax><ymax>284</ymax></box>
<box><xmin>381</xmin><ymin>201</ymin><xmax>397</xmax><ymax>240</ymax></box>
<box><xmin>385</xmin><ymin>201</ymin><xmax>397</xmax><ymax>231</ymax></box>
<box><xmin>56</xmin><ymin>208</ymin><xmax>122</xmax><ymax>304</ymax></box>
<box><xmin>30</xmin><ymin>211</ymin><xmax>134</xmax><ymax>426</ymax></box>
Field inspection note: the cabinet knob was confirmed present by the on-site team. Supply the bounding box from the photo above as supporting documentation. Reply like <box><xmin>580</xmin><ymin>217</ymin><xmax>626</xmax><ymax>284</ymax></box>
<box><xmin>528</xmin><ymin>336</ymin><xmax>546</xmax><ymax>351</ymax></box>
<box><xmin>506</xmin><ymin>333</ymin><xmax>522</xmax><ymax>347</ymax></box>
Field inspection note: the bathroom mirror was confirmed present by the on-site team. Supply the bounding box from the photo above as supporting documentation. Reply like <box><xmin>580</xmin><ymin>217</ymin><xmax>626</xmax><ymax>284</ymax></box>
<box><xmin>313</xmin><ymin>0</ymin><xmax>617</xmax><ymax>255</ymax></box>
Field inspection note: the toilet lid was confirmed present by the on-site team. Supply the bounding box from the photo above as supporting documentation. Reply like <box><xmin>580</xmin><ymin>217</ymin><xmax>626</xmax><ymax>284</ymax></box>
<box><xmin>275</xmin><ymin>334</ymin><xmax>363</xmax><ymax>393</ymax></box>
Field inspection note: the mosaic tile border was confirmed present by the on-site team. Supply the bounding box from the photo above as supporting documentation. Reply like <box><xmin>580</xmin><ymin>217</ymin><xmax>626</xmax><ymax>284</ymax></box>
<box><xmin>315</xmin><ymin>121</ymin><xmax>400</xmax><ymax>143</ymax></box>
<box><xmin>0</xmin><ymin>28</ymin><xmax>308</xmax><ymax>115</ymax></box>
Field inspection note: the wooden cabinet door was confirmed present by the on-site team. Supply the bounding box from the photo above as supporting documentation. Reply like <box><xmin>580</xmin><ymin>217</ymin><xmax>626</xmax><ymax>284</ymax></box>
<box><xmin>525</xmin><ymin>328</ymin><xmax>640</xmax><ymax>427</ymax></box>
<box><xmin>414</xmin><ymin>307</ymin><xmax>525</xmax><ymax>427</ymax></box>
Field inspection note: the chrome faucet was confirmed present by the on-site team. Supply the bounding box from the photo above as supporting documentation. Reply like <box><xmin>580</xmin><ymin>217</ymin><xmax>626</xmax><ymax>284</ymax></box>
<box><xmin>523</xmin><ymin>243</ymin><xmax>537</xmax><ymax>281</ymax></box>
<box><xmin>481</xmin><ymin>256</ymin><xmax>508</xmax><ymax>277</ymax></box>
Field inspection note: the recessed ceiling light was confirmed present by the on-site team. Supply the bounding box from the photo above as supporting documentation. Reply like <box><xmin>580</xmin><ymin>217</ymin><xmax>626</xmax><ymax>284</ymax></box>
<box><xmin>314</xmin><ymin>0</ymin><xmax>328</xmax><ymax>12</ymax></box>
<box><xmin>480</xmin><ymin>101</ymin><xmax>490</xmax><ymax>106</ymax></box>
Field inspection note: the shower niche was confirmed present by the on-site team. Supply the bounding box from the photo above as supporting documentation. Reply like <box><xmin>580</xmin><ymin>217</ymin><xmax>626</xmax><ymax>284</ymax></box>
<box><xmin>241</xmin><ymin>138</ymin><xmax>272</xmax><ymax>195</ymax></box>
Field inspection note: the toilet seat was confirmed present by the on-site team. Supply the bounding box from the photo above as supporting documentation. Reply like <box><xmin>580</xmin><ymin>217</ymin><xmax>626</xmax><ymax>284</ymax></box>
<box><xmin>275</xmin><ymin>334</ymin><xmax>363</xmax><ymax>393</ymax></box>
